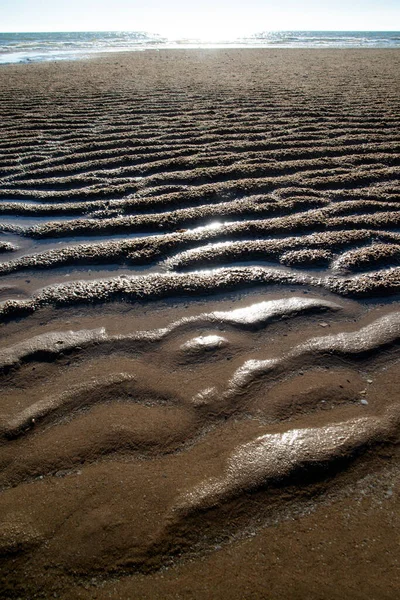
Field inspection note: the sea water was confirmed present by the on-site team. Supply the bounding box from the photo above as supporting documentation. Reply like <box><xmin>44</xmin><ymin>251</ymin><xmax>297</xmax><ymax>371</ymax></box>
<box><xmin>0</xmin><ymin>30</ymin><xmax>399</xmax><ymax>65</ymax></box>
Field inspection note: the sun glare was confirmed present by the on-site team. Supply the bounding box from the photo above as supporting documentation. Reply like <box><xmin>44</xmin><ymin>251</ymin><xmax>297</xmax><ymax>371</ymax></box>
<box><xmin>158</xmin><ymin>19</ymin><xmax>248</xmax><ymax>42</ymax></box>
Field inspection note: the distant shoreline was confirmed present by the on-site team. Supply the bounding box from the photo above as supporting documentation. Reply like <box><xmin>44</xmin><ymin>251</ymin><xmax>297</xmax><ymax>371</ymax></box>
<box><xmin>1</xmin><ymin>30</ymin><xmax>400</xmax><ymax>64</ymax></box>
<box><xmin>1</xmin><ymin>45</ymin><xmax>400</xmax><ymax>68</ymax></box>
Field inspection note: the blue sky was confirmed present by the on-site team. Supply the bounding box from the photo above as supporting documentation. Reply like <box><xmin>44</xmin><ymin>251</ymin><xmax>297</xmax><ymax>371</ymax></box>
<box><xmin>1</xmin><ymin>0</ymin><xmax>399</xmax><ymax>37</ymax></box>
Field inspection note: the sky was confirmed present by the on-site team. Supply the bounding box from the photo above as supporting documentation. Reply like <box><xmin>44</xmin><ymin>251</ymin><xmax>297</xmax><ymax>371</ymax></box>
<box><xmin>1</xmin><ymin>0</ymin><xmax>399</xmax><ymax>38</ymax></box>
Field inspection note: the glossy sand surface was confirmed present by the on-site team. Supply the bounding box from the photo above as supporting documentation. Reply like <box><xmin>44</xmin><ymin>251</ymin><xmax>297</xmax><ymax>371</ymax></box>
<box><xmin>0</xmin><ymin>50</ymin><xmax>399</xmax><ymax>599</ymax></box>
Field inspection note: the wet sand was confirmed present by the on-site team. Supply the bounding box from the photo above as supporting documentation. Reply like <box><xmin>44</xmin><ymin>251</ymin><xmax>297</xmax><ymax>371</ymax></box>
<box><xmin>0</xmin><ymin>49</ymin><xmax>400</xmax><ymax>599</ymax></box>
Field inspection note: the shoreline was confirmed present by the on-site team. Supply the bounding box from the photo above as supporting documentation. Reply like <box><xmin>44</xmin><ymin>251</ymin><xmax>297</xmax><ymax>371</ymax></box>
<box><xmin>1</xmin><ymin>30</ymin><xmax>400</xmax><ymax>66</ymax></box>
<box><xmin>1</xmin><ymin>45</ymin><xmax>400</xmax><ymax>67</ymax></box>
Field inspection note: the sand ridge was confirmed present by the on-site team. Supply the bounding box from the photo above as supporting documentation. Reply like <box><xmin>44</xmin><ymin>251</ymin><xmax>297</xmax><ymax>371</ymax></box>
<box><xmin>0</xmin><ymin>49</ymin><xmax>399</xmax><ymax>599</ymax></box>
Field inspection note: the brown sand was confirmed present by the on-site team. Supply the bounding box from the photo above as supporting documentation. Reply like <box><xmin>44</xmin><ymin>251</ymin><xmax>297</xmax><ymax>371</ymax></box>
<box><xmin>0</xmin><ymin>49</ymin><xmax>399</xmax><ymax>599</ymax></box>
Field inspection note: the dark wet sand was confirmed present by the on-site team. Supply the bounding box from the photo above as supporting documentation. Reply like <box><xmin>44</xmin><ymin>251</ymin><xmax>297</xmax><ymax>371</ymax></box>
<box><xmin>0</xmin><ymin>49</ymin><xmax>400</xmax><ymax>599</ymax></box>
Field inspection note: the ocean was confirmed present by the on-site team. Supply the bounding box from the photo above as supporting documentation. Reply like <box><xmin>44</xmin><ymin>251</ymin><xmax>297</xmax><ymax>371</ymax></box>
<box><xmin>0</xmin><ymin>30</ymin><xmax>399</xmax><ymax>64</ymax></box>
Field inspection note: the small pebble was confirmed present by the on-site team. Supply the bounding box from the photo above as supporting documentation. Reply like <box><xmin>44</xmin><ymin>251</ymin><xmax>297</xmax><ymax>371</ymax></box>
<box><xmin>361</xmin><ymin>399</ymin><xmax>368</xmax><ymax>405</ymax></box>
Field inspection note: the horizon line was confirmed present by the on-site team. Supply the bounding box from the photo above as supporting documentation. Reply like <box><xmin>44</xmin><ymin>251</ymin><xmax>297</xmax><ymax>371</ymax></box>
<box><xmin>1</xmin><ymin>29</ymin><xmax>400</xmax><ymax>34</ymax></box>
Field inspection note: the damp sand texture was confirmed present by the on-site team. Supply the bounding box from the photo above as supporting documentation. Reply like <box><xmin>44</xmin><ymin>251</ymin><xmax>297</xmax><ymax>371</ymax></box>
<box><xmin>0</xmin><ymin>49</ymin><xmax>400</xmax><ymax>600</ymax></box>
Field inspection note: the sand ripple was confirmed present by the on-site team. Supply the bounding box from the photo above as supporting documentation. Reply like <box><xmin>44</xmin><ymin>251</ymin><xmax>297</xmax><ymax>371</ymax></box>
<box><xmin>0</xmin><ymin>50</ymin><xmax>399</xmax><ymax>593</ymax></box>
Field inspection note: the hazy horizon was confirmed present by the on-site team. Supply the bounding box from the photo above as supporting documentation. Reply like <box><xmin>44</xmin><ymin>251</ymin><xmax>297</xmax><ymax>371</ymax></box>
<box><xmin>2</xmin><ymin>0</ymin><xmax>399</xmax><ymax>40</ymax></box>
<box><xmin>1</xmin><ymin>29</ymin><xmax>399</xmax><ymax>33</ymax></box>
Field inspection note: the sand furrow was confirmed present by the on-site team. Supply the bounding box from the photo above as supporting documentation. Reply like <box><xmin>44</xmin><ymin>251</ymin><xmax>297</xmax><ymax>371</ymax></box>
<box><xmin>0</xmin><ymin>49</ymin><xmax>399</xmax><ymax>594</ymax></box>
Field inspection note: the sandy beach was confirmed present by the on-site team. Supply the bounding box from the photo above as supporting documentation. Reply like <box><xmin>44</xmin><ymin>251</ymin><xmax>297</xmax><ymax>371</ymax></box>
<box><xmin>0</xmin><ymin>49</ymin><xmax>399</xmax><ymax>599</ymax></box>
